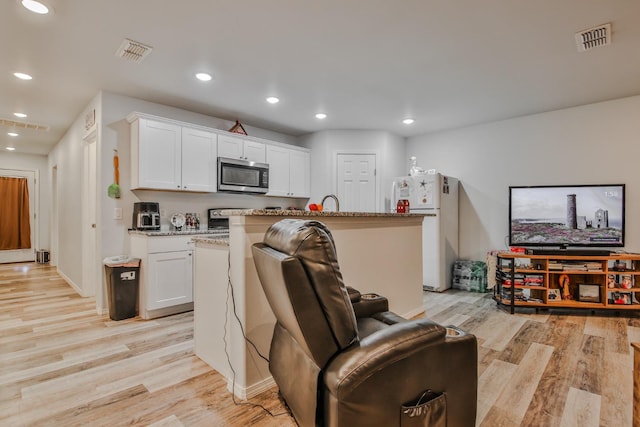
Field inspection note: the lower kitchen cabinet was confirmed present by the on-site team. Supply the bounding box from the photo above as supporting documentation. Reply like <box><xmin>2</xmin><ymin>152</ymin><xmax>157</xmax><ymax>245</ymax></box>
<box><xmin>130</xmin><ymin>234</ymin><xmax>195</xmax><ymax>319</ymax></box>
<box><xmin>147</xmin><ymin>250</ymin><xmax>193</xmax><ymax>310</ymax></box>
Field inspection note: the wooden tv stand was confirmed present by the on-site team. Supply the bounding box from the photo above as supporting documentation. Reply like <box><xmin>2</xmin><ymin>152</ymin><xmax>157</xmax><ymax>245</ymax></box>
<box><xmin>494</xmin><ymin>252</ymin><xmax>640</xmax><ymax>314</ymax></box>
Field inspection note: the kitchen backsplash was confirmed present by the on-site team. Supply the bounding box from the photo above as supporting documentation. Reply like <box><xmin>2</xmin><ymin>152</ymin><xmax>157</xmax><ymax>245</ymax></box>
<box><xmin>131</xmin><ymin>189</ymin><xmax>306</xmax><ymax>229</ymax></box>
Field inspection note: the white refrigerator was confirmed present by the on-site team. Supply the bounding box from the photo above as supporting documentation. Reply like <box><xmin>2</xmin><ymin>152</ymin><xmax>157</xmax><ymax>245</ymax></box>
<box><xmin>391</xmin><ymin>173</ymin><xmax>459</xmax><ymax>292</ymax></box>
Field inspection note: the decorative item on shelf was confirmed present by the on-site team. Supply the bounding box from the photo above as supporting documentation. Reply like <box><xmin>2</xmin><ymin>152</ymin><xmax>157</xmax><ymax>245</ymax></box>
<box><xmin>548</xmin><ymin>289</ymin><xmax>561</xmax><ymax>301</ymax></box>
<box><xmin>612</xmin><ymin>260</ymin><xmax>629</xmax><ymax>271</ymax></box>
<box><xmin>607</xmin><ymin>274</ymin><xmax>616</xmax><ymax>288</ymax></box>
<box><xmin>610</xmin><ymin>291</ymin><xmax>632</xmax><ymax>305</ymax></box>
<box><xmin>228</xmin><ymin>120</ymin><xmax>247</xmax><ymax>135</ymax></box>
<box><xmin>184</xmin><ymin>213</ymin><xmax>200</xmax><ymax>230</ymax></box>
<box><xmin>170</xmin><ymin>213</ymin><xmax>186</xmax><ymax>231</ymax></box>
<box><xmin>621</xmin><ymin>274</ymin><xmax>633</xmax><ymax>289</ymax></box>
<box><xmin>577</xmin><ymin>284</ymin><xmax>600</xmax><ymax>303</ymax></box>
<box><xmin>559</xmin><ymin>274</ymin><xmax>572</xmax><ymax>300</ymax></box>
<box><xmin>408</xmin><ymin>156</ymin><xmax>427</xmax><ymax>176</ymax></box>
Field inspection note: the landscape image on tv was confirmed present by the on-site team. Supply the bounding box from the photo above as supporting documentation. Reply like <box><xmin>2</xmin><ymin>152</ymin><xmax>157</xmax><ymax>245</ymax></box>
<box><xmin>510</xmin><ymin>185</ymin><xmax>624</xmax><ymax>247</ymax></box>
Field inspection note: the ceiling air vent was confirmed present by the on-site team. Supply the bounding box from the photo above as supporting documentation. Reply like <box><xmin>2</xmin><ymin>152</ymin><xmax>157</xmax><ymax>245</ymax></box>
<box><xmin>0</xmin><ymin>118</ymin><xmax>50</xmax><ymax>132</ymax></box>
<box><xmin>115</xmin><ymin>38</ymin><xmax>153</xmax><ymax>63</ymax></box>
<box><xmin>575</xmin><ymin>23</ymin><xmax>611</xmax><ymax>52</ymax></box>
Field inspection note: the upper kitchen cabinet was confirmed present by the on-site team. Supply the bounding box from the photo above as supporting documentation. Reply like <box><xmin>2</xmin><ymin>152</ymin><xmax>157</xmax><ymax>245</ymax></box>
<box><xmin>128</xmin><ymin>114</ymin><xmax>217</xmax><ymax>192</ymax></box>
<box><xmin>218</xmin><ymin>134</ymin><xmax>266</xmax><ymax>163</ymax></box>
<box><xmin>181</xmin><ymin>126</ymin><xmax>217</xmax><ymax>192</ymax></box>
<box><xmin>266</xmin><ymin>145</ymin><xmax>310</xmax><ymax>197</ymax></box>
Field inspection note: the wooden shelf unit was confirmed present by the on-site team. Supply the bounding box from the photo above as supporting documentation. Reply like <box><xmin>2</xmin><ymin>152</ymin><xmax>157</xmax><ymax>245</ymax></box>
<box><xmin>494</xmin><ymin>252</ymin><xmax>640</xmax><ymax>314</ymax></box>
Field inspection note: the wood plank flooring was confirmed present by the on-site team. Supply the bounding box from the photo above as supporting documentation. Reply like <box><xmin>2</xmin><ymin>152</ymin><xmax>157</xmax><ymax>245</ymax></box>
<box><xmin>2</xmin><ymin>262</ymin><xmax>638</xmax><ymax>426</ymax></box>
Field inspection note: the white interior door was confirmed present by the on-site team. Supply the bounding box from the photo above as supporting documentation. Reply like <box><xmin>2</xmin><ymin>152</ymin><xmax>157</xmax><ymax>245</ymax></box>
<box><xmin>336</xmin><ymin>153</ymin><xmax>376</xmax><ymax>212</ymax></box>
<box><xmin>81</xmin><ymin>138</ymin><xmax>97</xmax><ymax>297</ymax></box>
<box><xmin>0</xmin><ymin>169</ymin><xmax>37</xmax><ymax>263</ymax></box>
<box><xmin>51</xmin><ymin>165</ymin><xmax>58</xmax><ymax>266</ymax></box>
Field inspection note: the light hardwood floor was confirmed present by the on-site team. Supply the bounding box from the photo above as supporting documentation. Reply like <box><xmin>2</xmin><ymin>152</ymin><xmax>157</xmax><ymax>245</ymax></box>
<box><xmin>2</xmin><ymin>262</ymin><xmax>638</xmax><ymax>426</ymax></box>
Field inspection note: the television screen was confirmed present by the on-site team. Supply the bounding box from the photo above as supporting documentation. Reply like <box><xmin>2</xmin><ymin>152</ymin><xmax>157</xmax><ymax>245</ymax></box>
<box><xmin>509</xmin><ymin>184</ymin><xmax>625</xmax><ymax>248</ymax></box>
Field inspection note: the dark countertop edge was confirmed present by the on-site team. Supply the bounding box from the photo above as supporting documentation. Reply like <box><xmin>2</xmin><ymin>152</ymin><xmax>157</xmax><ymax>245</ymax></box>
<box><xmin>217</xmin><ymin>209</ymin><xmax>431</xmax><ymax>217</ymax></box>
<box><xmin>128</xmin><ymin>229</ymin><xmax>229</xmax><ymax>236</ymax></box>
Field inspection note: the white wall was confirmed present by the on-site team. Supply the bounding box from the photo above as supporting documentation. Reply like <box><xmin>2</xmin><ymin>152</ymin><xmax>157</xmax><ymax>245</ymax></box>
<box><xmin>47</xmin><ymin>92</ymin><xmax>99</xmax><ymax>292</ymax></box>
<box><xmin>300</xmin><ymin>130</ymin><xmax>406</xmax><ymax>212</ymax></box>
<box><xmin>0</xmin><ymin>152</ymin><xmax>49</xmax><ymax>251</ymax></box>
<box><xmin>406</xmin><ymin>95</ymin><xmax>640</xmax><ymax>260</ymax></box>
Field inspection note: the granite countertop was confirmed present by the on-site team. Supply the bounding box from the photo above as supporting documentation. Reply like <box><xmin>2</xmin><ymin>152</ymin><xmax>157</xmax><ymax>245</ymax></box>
<box><xmin>191</xmin><ymin>235</ymin><xmax>230</xmax><ymax>246</ymax></box>
<box><xmin>216</xmin><ymin>209</ymin><xmax>429</xmax><ymax>217</ymax></box>
<box><xmin>128</xmin><ymin>229</ymin><xmax>229</xmax><ymax>237</ymax></box>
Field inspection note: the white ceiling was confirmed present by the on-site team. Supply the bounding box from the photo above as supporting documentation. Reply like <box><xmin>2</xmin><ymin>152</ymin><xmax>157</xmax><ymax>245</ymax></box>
<box><xmin>2</xmin><ymin>0</ymin><xmax>640</xmax><ymax>155</ymax></box>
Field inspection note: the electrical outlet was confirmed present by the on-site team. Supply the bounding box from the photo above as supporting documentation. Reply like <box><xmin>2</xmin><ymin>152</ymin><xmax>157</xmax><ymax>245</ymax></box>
<box><xmin>114</xmin><ymin>207</ymin><xmax>123</xmax><ymax>220</ymax></box>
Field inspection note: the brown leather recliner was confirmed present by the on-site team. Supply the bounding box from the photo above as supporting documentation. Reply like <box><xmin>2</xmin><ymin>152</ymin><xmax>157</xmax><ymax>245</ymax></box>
<box><xmin>251</xmin><ymin>219</ymin><xmax>477</xmax><ymax>427</ymax></box>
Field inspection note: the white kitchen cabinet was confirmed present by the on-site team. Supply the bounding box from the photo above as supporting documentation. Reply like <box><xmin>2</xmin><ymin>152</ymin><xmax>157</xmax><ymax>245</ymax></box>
<box><xmin>130</xmin><ymin>116</ymin><xmax>217</xmax><ymax>192</ymax></box>
<box><xmin>147</xmin><ymin>250</ymin><xmax>193</xmax><ymax>310</ymax></box>
<box><xmin>181</xmin><ymin>126</ymin><xmax>217</xmax><ymax>192</ymax></box>
<box><xmin>266</xmin><ymin>145</ymin><xmax>310</xmax><ymax>197</ymax></box>
<box><xmin>132</xmin><ymin>118</ymin><xmax>182</xmax><ymax>190</ymax></box>
<box><xmin>289</xmin><ymin>150</ymin><xmax>310</xmax><ymax>197</ymax></box>
<box><xmin>218</xmin><ymin>134</ymin><xmax>266</xmax><ymax>163</ymax></box>
<box><xmin>130</xmin><ymin>234</ymin><xmax>195</xmax><ymax>319</ymax></box>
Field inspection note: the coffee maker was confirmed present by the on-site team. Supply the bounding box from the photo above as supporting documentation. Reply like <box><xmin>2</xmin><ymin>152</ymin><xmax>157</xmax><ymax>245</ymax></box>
<box><xmin>132</xmin><ymin>202</ymin><xmax>160</xmax><ymax>230</ymax></box>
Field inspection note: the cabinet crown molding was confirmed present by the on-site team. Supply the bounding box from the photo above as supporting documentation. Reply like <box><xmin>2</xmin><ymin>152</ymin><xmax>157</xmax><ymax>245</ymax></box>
<box><xmin>126</xmin><ymin>111</ymin><xmax>309</xmax><ymax>153</ymax></box>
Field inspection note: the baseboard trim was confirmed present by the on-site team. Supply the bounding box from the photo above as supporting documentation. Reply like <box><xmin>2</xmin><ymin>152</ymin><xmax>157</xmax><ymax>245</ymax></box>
<box><xmin>141</xmin><ymin>302</ymin><xmax>194</xmax><ymax>320</ymax></box>
<box><xmin>403</xmin><ymin>307</ymin><xmax>425</xmax><ymax>319</ymax></box>
<box><xmin>227</xmin><ymin>375</ymin><xmax>276</xmax><ymax>400</ymax></box>
<box><xmin>57</xmin><ymin>268</ymin><xmax>83</xmax><ymax>296</ymax></box>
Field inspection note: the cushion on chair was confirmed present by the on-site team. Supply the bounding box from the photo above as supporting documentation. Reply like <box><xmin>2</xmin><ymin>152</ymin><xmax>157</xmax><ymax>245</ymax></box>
<box><xmin>263</xmin><ymin>219</ymin><xmax>359</xmax><ymax>350</ymax></box>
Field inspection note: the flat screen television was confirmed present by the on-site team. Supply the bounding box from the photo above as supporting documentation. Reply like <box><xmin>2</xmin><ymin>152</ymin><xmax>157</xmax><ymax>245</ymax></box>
<box><xmin>509</xmin><ymin>184</ymin><xmax>625</xmax><ymax>248</ymax></box>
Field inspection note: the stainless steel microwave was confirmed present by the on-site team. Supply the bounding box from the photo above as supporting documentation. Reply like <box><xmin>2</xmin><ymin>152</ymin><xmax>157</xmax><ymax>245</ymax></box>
<box><xmin>217</xmin><ymin>157</ymin><xmax>269</xmax><ymax>194</ymax></box>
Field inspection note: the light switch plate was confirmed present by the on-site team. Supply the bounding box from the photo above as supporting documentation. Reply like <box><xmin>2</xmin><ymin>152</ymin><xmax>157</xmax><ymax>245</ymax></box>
<box><xmin>114</xmin><ymin>207</ymin><xmax>123</xmax><ymax>220</ymax></box>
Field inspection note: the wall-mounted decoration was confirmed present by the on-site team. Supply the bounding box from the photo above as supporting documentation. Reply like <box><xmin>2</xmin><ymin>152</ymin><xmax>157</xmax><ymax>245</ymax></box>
<box><xmin>85</xmin><ymin>109</ymin><xmax>96</xmax><ymax>132</ymax></box>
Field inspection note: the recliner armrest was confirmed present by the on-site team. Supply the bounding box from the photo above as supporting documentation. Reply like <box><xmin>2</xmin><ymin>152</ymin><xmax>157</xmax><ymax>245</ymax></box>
<box><xmin>346</xmin><ymin>286</ymin><xmax>361</xmax><ymax>303</ymax></box>
<box><xmin>352</xmin><ymin>295</ymin><xmax>389</xmax><ymax>318</ymax></box>
<box><xmin>324</xmin><ymin>318</ymin><xmax>448</xmax><ymax>394</ymax></box>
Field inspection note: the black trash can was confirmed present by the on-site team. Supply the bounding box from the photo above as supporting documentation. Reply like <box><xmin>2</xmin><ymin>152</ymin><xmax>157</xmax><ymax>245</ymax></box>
<box><xmin>103</xmin><ymin>256</ymin><xmax>141</xmax><ymax>321</ymax></box>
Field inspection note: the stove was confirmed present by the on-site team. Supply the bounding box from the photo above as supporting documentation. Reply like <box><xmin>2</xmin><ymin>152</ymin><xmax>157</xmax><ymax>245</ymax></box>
<box><xmin>207</xmin><ymin>208</ymin><xmax>230</xmax><ymax>231</ymax></box>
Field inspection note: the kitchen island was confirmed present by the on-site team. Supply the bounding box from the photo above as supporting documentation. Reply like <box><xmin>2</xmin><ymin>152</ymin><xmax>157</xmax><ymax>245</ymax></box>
<box><xmin>193</xmin><ymin>210</ymin><xmax>427</xmax><ymax>400</ymax></box>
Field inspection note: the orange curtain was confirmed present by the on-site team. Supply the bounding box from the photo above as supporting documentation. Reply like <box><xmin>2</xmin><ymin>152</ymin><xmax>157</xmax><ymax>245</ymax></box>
<box><xmin>0</xmin><ymin>177</ymin><xmax>32</xmax><ymax>250</ymax></box>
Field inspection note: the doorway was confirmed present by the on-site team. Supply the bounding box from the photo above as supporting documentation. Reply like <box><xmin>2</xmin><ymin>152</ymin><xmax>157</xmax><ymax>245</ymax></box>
<box><xmin>336</xmin><ymin>153</ymin><xmax>377</xmax><ymax>212</ymax></box>
<box><xmin>82</xmin><ymin>135</ymin><xmax>98</xmax><ymax>297</ymax></box>
<box><xmin>0</xmin><ymin>169</ymin><xmax>37</xmax><ymax>263</ymax></box>
<box><xmin>51</xmin><ymin>165</ymin><xmax>58</xmax><ymax>266</ymax></box>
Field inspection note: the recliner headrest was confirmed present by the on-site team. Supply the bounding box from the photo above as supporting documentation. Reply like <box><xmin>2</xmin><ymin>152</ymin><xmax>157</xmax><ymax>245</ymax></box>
<box><xmin>263</xmin><ymin>219</ymin><xmax>359</xmax><ymax>349</ymax></box>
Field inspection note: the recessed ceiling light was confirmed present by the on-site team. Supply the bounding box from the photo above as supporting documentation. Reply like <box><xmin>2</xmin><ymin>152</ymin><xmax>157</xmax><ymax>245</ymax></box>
<box><xmin>8</xmin><ymin>132</ymin><xmax>19</xmax><ymax>137</ymax></box>
<box><xmin>13</xmin><ymin>112</ymin><xmax>28</xmax><ymax>118</ymax></box>
<box><xmin>402</xmin><ymin>118</ymin><xmax>415</xmax><ymax>125</ymax></box>
<box><xmin>195</xmin><ymin>73</ymin><xmax>212</xmax><ymax>81</ymax></box>
<box><xmin>21</xmin><ymin>0</ymin><xmax>51</xmax><ymax>14</ymax></box>
<box><xmin>315</xmin><ymin>113</ymin><xmax>327</xmax><ymax>119</ymax></box>
<box><xmin>6</xmin><ymin>147</ymin><xmax>16</xmax><ymax>151</ymax></box>
<box><xmin>266</xmin><ymin>97</ymin><xmax>280</xmax><ymax>104</ymax></box>
<box><xmin>13</xmin><ymin>72</ymin><xmax>33</xmax><ymax>80</ymax></box>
